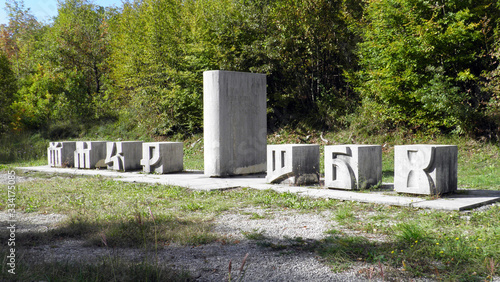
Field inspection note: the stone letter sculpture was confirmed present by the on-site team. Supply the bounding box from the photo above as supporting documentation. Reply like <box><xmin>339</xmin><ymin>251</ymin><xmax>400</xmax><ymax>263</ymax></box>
<box><xmin>140</xmin><ymin>142</ymin><xmax>183</xmax><ymax>174</ymax></box>
<box><xmin>105</xmin><ymin>141</ymin><xmax>143</xmax><ymax>171</ymax></box>
<box><xmin>47</xmin><ymin>141</ymin><xmax>76</xmax><ymax>167</ymax></box>
<box><xmin>394</xmin><ymin>145</ymin><xmax>457</xmax><ymax>195</ymax></box>
<box><xmin>266</xmin><ymin>144</ymin><xmax>320</xmax><ymax>185</ymax></box>
<box><xmin>325</xmin><ymin>145</ymin><xmax>382</xmax><ymax>190</ymax></box>
<box><xmin>74</xmin><ymin>141</ymin><xmax>107</xmax><ymax>169</ymax></box>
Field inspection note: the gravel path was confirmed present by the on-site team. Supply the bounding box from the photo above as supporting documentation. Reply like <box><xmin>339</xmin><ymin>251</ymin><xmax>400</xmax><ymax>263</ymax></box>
<box><xmin>1</xmin><ymin>208</ymin><xmax>375</xmax><ymax>281</ymax></box>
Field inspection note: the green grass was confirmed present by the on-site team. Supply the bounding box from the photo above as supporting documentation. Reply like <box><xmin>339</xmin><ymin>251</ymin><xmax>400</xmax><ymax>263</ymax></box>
<box><xmin>0</xmin><ymin>254</ymin><xmax>191</xmax><ymax>281</ymax></box>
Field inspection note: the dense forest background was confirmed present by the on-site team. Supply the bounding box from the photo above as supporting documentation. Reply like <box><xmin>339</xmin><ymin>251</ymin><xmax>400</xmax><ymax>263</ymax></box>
<box><xmin>1</xmin><ymin>0</ymin><xmax>500</xmax><ymax>140</ymax></box>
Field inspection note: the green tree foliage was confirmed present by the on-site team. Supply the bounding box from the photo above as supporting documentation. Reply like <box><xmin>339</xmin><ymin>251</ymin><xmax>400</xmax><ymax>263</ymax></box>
<box><xmin>45</xmin><ymin>0</ymin><xmax>112</xmax><ymax>119</ymax></box>
<box><xmin>109</xmin><ymin>0</ymin><xmax>226</xmax><ymax>135</ymax></box>
<box><xmin>482</xmin><ymin>1</ymin><xmax>500</xmax><ymax>138</ymax></box>
<box><xmin>0</xmin><ymin>0</ymin><xmax>43</xmax><ymax>78</ymax></box>
<box><xmin>4</xmin><ymin>0</ymin><xmax>500</xmax><ymax>138</ymax></box>
<box><xmin>0</xmin><ymin>52</ymin><xmax>16</xmax><ymax>132</ymax></box>
<box><xmin>351</xmin><ymin>0</ymin><xmax>499</xmax><ymax>134</ymax></box>
<box><xmin>9</xmin><ymin>0</ymin><xmax>114</xmax><ymax>130</ymax></box>
<box><xmin>204</xmin><ymin>0</ymin><xmax>363</xmax><ymax>129</ymax></box>
<box><xmin>265</xmin><ymin>0</ymin><xmax>363</xmax><ymax>128</ymax></box>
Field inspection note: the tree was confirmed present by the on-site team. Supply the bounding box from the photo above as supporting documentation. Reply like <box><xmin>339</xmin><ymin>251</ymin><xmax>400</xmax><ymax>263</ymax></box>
<box><xmin>0</xmin><ymin>52</ymin><xmax>16</xmax><ymax>132</ymax></box>
<box><xmin>0</xmin><ymin>0</ymin><xmax>41</xmax><ymax>78</ymax></box>
<box><xmin>350</xmin><ymin>0</ymin><xmax>499</xmax><ymax>134</ymax></box>
<box><xmin>44</xmin><ymin>0</ymin><xmax>112</xmax><ymax>120</ymax></box>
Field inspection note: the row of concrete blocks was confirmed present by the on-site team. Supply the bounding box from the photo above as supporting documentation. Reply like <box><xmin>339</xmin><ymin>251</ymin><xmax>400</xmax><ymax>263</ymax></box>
<box><xmin>267</xmin><ymin>144</ymin><xmax>458</xmax><ymax>195</ymax></box>
<box><xmin>47</xmin><ymin>141</ymin><xmax>183</xmax><ymax>174</ymax></box>
<box><xmin>48</xmin><ymin>141</ymin><xmax>457</xmax><ymax>195</ymax></box>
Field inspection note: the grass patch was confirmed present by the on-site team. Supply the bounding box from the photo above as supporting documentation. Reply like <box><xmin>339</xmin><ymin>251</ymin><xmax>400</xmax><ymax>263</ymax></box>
<box><xmin>242</xmin><ymin>229</ymin><xmax>267</xmax><ymax>241</ymax></box>
<box><xmin>0</xmin><ymin>254</ymin><xmax>191</xmax><ymax>281</ymax></box>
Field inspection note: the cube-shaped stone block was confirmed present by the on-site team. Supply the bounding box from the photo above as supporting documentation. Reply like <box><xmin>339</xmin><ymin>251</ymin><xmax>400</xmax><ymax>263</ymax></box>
<box><xmin>394</xmin><ymin>145</ymin><xmax>457</xmax><ymax>195</ymax></box>
<box><xmin>105</xmin><ymin>141</ymin><xmax>143</xmax><ymax>171</ymax></box>
<box><xmin>266</xmin><ymin>144</ymin><xmax>320</xmax><ymax>185</ymax></box>
<box><xmin>204</xmin><ymin>70</ymin><xmax>267</xmax><ymax>177</ymax></box>
<box><xmin>325</xmin><ymin>145</ymin><xmax>382</xmax><ymax>190</ymax></box>
<box><xmin>47</xmin><ymin>141</ymin><xmax>76</xmax><ymax>167</ymax></box>
<box><xmin>140</xmin><ymin>142</ymin><xmax>183</xmax><ymax>174</ymax></box>
<box><xmin>74</xmin><ymin>141</ymin><xmax>107</xmax><ymax>169</ymax></box>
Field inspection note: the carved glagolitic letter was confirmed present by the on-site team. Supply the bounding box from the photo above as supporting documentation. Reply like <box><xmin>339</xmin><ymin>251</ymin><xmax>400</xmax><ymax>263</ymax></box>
<box><xmin>325</xmin><ymin>145</ymin><xmax>382</xmax><ymax>190</ymax></box>
<box><xmin>47</xmin><ymin>141</ymin><xmax>76</xmax><ymax>167</ymax></box>
<box><xmin>394</xmin><ymin>145</ymin><xmax>457</xmax><ymax>195</ymax></box>
<box><xmin>105</xmin><ymin>141</ymin><xmax>143</xmax><ymax>171</ymax></box>
<box><xmin>74</xmin><ymin>141</ymin><xmax>106</xmax><ymax>169</ymax></box>
<box><xmin>140</xmin><ymin>142</ymin><xmax>183</xmax><ymax>174</ymax></box>
<box><xmin>266</xmin><ymin>144</ymin><xmax>319</xmax><ymax>185</ymax></box>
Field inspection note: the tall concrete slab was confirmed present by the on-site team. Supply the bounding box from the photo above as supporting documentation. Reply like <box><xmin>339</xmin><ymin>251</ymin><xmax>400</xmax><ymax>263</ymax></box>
<box><xmin>47</xmin><ymin>141</ymin><xmax>76</xmax><ymax>167</ymax></box>
<box><xmin>325</xmin><ymin>145</ymin><xmax>382</xmax><ymax>190</ymax></box>
<box><xmin>105</xmin><ymin>141</ymin><xmax>143</xmax><ymax>171</ymax></box>
<box><xmin>394</xmin><ymin>145</ymin><xmax>457</xmax><ymax>195</ymax></box>
<box><xmin>266</xmin><ymin>144</ymin><xmax>320</xmax><ymax>185</ymax></box>
<box><xmin>140</xmin><ymin>142</ymin><xmax>183</xmax><ymax>174</ymax></box>
<box><xmin>74</xmin><ymin>141</ymin><xmax>107</xmax><ymax>169</ymax></box>
<box><xmin>204</xmin><ymin>70</ymin><xmax>267</xmax><ymax>177</ymax></box>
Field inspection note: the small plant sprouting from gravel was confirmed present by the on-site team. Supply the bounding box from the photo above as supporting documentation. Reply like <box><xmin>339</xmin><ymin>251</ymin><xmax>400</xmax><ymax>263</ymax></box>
<box><xmin>242</xmin><ymin>229</ymin><xmax>266</xmax><ymax>241</ymax></box>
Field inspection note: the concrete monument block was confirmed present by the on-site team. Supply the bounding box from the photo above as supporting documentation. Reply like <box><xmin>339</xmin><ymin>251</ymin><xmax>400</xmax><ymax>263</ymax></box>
<box><xmin>140</xmin><ymin>142</ymin><xmax>183</xmax><ymax>174</ymax></box>
<box><xmin>394</xmin><ymin>145</ymin><xmax>457</xmax><ymax>195</ymax></box>
<box><xmin>105</xmin><ymin>141</ymin><xmax>143</xmax><ymax>171</ymax></box>
<box><xmin>204</xmin><ymin>70</ymin><xmax>267</xmax><ymax>177</ymax></box>
<box><xmin>266</xmin><ymin>144</ymin><xmax>320</xmax><ymax>185</ymax></box>
<box><xmin>325</xmin><ymin>145</ymin><xmax>382</xmax><ymax>190</ymax></box>
<box><xmin>47</xmin><ymin>141</ymin><xmax>76</xmax><ymax>167</ymax></box>
<box><xmin>74</xmin><ymin>141</ymin><xmax>107</xmax><ymax>169</ymax></box>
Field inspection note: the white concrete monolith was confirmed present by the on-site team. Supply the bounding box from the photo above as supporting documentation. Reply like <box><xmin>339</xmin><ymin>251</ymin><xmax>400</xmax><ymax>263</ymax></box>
<box><xmin>204</xmin><ymin>70</ymin><xmax>267</xmax><ymax>177</ymax></box>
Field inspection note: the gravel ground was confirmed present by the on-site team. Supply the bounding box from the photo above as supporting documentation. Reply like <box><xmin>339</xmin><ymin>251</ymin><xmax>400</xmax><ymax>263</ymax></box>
<box><xmin>1</xmin><ymin>208</ymin><xmax>375</xmax><ymax>281</ymax></box>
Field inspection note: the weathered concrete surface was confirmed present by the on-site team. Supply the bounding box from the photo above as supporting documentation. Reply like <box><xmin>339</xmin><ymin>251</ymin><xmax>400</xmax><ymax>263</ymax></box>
<box><xmin>47</xmin><ymin>142</ymin><xmax>76</xmax><ymax>167</ymax></box>
<box><xmin>411</xmin><ymin>190</ymin><xmax>500</xmax><ymax>210</ymax></box>
<box><xmin>266</xmin><ymin>144</ymin><xmax>320</xmax><ymax>185</ymax></box>
<box><xmin>74</xmin><ymin>141</ymin><xmax>107</xmax><ymax>169</ymax></box>
<box><xmin>204</xmin><ymin>70</ymin><xmax>267</xmax><ymax>177</ymax></box>
<box><xmin>140</xmin><ymin>142</ymin><xmax>183</xmax><ymax>174</ymax></box>
<box><xmin>105</xmin><ymin>141</ymin><xmax>143</xmax><ymax>171</ymax></box>
<box><xmin>324</xmin><ymin>145</ymin><xmax>382</xmax><ymax>190</ymax></box>
<box><xmin>395</xmin><ymin>145</ymin><xmax>457</xmax><ymax>195</ymax></box>
<box><xmin>17</xmin><ymin>166</ymin><xmax>500</xmax><ymax>211</ymax></box>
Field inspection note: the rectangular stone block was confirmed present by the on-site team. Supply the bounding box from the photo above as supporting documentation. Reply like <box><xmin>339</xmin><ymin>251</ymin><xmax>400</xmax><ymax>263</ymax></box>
<box><xmin>266</xmin><ymin>144</ymin><xmax>320</xmax><ymax>185</ymax></box>
<box><xmin>394</xmin><ymin>145</ymin><xmax>457</xmax><ymax>195</ymax></box>
<box><xmin>105</xmin><ymin>141</ymin><xmax>143</xmax><ymax>171</ymax></box>
<box><xmin>74</xmin><ymin>141</ymin><xmax>107</xmax><ymax>169</ymax></box>
<box><xmin>47</xmin><ymin>141</ymin><xmax>76</xmax><ymax>167</ymax></box>
<box><xmin>325</xmin><ymin>145</ymin><xmax>382</xmax><ymax>190</ymax></box>
<box><xmin>140</xmin><ymin>142</ymin><xmax>183</xmax><ymax>174</ymax></box>
<box><xmin>204</xmin><ymin>70</ymin><xmax>267</xmax><ymax>177</ymax></box>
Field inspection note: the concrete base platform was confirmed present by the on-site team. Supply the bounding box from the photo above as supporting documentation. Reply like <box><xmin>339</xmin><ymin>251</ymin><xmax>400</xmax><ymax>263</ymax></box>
<box><xmin>17</xmin><ymin>166</ymin><xmax>500</xmax><ymax>211</ymax></box>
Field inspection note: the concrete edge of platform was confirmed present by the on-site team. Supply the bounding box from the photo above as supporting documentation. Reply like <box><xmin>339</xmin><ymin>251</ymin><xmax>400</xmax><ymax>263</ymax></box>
<box><xmin>16</xmin><ymin>166</ymin><xmax>500</xmax><ymax>211</ymax></box>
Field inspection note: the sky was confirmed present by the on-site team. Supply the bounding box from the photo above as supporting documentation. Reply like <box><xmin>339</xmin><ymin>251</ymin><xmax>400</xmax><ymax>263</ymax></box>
<box><xmin>0</xmin><ymin>0</ymin><xmax>123</xmax><ymax>25</ymax></box>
